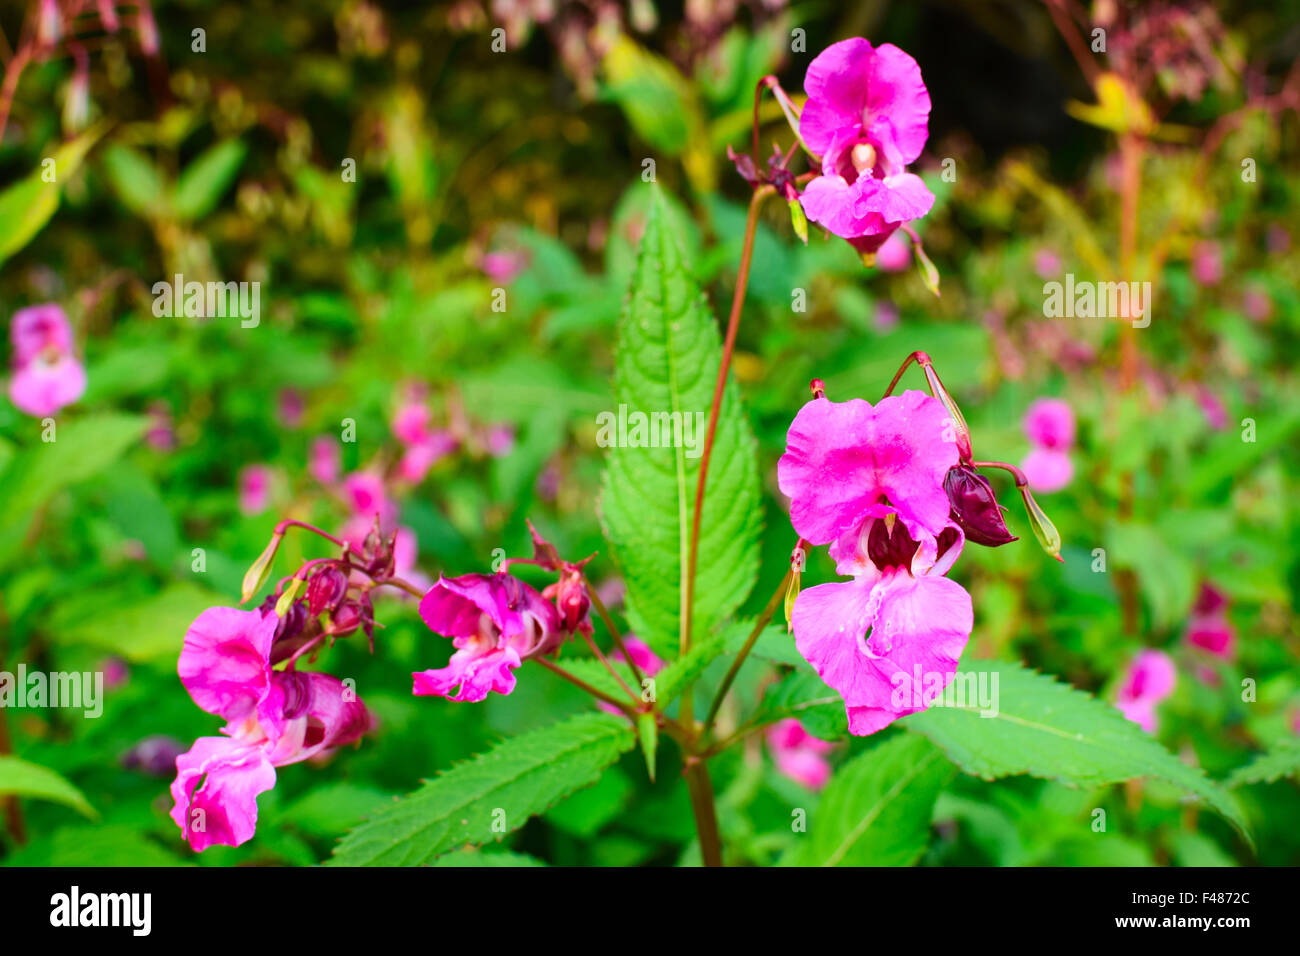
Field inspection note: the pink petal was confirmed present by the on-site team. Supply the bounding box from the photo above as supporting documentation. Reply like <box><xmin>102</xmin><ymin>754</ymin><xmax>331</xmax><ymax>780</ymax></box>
<box><xmin>1022</xmin><ymin>398</ymin><xmax>1075</xmax><ymax>449</ymax></box>
<box><xmin>8</xmin><ymin>355</ymin><xmax>86</xmax><ymax>417</ymax></box>
<box><xmin>413</xmin><ymin>637</ymin><xmax>523</xmax><ymax>702</ymax></box>
<box><xmin>1020</xmin><ymin>447</ymin><xmax>1073</xmax><ymax>493</ymax></box>
<box><xmin>178</xmin><ymin>607</ymin><xmax>278</xmax><ymax>727</ymax></box>
<box><xmin>863</xmin><ymin>43</ymin><xmax>931</xmax><ymax>167</ymax></box>
<box><xmin>800</xmin><ymin>37</ymin><xmax>874</xmax><ymax>155</ymax></box>
<box><xmin>169</xmin><ymin>736</ymin><xmax>276</xmax><ymax>851</ymax></box>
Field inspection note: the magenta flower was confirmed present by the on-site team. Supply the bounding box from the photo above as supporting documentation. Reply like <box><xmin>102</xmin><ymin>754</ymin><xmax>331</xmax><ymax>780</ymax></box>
<box><xmin>1020</xmin><ymin>397</ymin><xmax>1075</xmax><ymax>494</ymax></box>
<box><xmin>1115</xmin><ymin>649</ymin><xmax>1176</xmax><ymax>734</ymax></box>
<box><xmin>797</xmin><ymin>38</ymin><xmax>935</xmax><ymax>255</ymax></box>
<box><xmin>779</xmin><ymin>392</ymin><xmax>972</xmax><ymax>735</ymax></box>
<box><xmin>237</xmin><ymin>464</ymin><xmax>273</xmax><ymax>516</ymax></box>
<box><xmin>309</xmin><ymin>435</ymin><xmax>342</xmax><ymax>485</ymax></box>
<box><xmin>170</xmin><ymin>607</ymin><xmax>371</xmax><ymax>850</ymax></box>
<box><xmin>598</xmin><ymin>635</ymin><xmax>664</xmax><ymax>716</ymax></box>
<box><xmin>766</xmin><ymin>719</ymin><xmax>834</xmax><ymax>790</ymax></box>
<box><xmin>397</xmin><ymin>430</ymin><xmax>457</xmax><ymax>483</ymax></box>
<box><xmin>1184</xmin><ymin>583</ymin><xmax>1235</xmax><ymax>661</ymax></box>
<box><xmin>392</xmin><ymin>400</ymin><xmax>432</xmax><ymax>445</ymax></box>
<box><xmin>1191</xmin><ymin>240</ymin><xmax>1222</xmax><ymax>286</ymax></box>
<box><xmin>414</xmin><ymin>573</ymin><xmax>562</xmax><ymax>702</ymax></box>
<box><xmin>341</xmin><ymin>470</ymin><xmax>396</xmax><ymax>527</ymax></box>
<box><xmin>7</xmin><ymin>304</ymin><xmax>86</xmax><ymax>417</ymax></box>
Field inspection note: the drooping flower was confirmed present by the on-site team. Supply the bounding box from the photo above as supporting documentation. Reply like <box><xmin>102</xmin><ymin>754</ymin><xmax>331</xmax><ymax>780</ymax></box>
<box><xmin>1114</xmin><ymin>649</ymin><xmax>1176</xmax><ymax>733</ymax></box>
<box><xmin>7</xmin><ymin>303</ymin><xmax>87</xmax><ymax>417</ymax></box>
<box><xmin>779</xmin><ymin>392</ymin><xmax>973</xmax><ymax>735</ymax></box>
<box><xmin>169</xmin><ymin>606</ymin><xmax>371</xmax><ymax>850</ymax></box>
<box><xmin>797</xmin><ymin>38</ymin><xmax>935</xmax><ymax>255</ymax></box>
<box><xmin>766</xmin><ymin>719</ymin><xmax>834</xmax><ymax>790</ymax></box>
<box><xmin>1020</xmin><ymin>397</ymin><xmax>1075</xmax><ymax>493</ymax></box>
<box><xmin>414</xmin><ymin>573</ymin><xmax>562</xmax><ymax>702</ymax></box>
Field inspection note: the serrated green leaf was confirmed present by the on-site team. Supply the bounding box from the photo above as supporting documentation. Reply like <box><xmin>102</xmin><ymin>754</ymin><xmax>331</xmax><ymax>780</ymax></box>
<box><xmin>598</xmin><ymin>186</ymin><xmax>761</xmax><ymax>659</ymax></box>
<box><xmin>793</xmin><ymin>733</ymin><xmax>953</xmax><ymax>866</ymax></box>
<box><xmin>0</xmin><ymin>756</ymin><xmax>97</xmax><ymax>819</ymax></box>
<box><xmin>753</xmin><ymin>669</ymin><xmax>848</xmax><ymax>741</ymax></box>
<box><xmin>329</xmin><ymin>713</ymin><xmax>636</xmax><ymax>866</ymax></box>
<box><xmin>430</xmin><ymin>849</ymin><xmax>547</xmax><ymax>867</ymax></box>
<box><xmin>904</xmin><ymin>660</ymin><xmax>1252</xmax><ymax>845</ymax></box>
<box><xmin>173</xmin><ymin>139</ymin><xmax>247</xmax><ymax>220</ymax></box>
<box><xmin>653</xmin><ymin>625</ymin><xmax>731</xmax><ymax>705</ymax></box>
<box><xmin>1226</xmin><ymin>740</ymin><xmax>1300</xmax><ymax>788</ymax></box>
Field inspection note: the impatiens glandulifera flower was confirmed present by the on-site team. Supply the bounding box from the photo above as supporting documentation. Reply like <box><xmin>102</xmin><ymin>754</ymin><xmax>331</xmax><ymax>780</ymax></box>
<box><xmin>414</xmin><ymin>572</ymin><xmax>562</xmax><ymax>702</ymax></box>
<box><xmin>309</xmin><ymin>435</ymin><xmax>342</xmax><ymax>485</ymax></box>
<box><xmin>1115</xmin><ymin>649</ymin><xmax>1177</xmax><ymax>734</ymax></box>
<box><xmin>797</xmin><ymin>38</ymin><xmax>935</xmax><ymax>259</ymax></box>
<box><xmin>170</xmin><ymin>606</ymin><xmax>371</xmax><ymax>850</ymax></box>
<box><xmin>1184</xmin><ymin>582</ymin><xmax>1236</xmax><ymax>661</ymax></box>
<box><xmin>766</xmin><ymin>718</ymin><xmax>834</xmax><ymax>790</ymax></box>
<box><xmin>779</xmin><ymin>391</ymin><xmax>973</xmax><ymax>735</ymax></box>
<box><xmin>1019</xmin><ymin>397</ymin><xmax>1075</xmax><ymax>494</ymax></box>
<box><xmin>7</xmin><ymin>303</ymin><xmax>87</xmax><ymax>417</ymax></box>
<box><xmin>237</xmin><ymin>464</ymin><xmax>273</xmax><ymax>516</ymax></box>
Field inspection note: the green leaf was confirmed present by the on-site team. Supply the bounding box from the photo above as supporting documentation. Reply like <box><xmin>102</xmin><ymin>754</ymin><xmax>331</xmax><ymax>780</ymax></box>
<box><xmin>329</xmin><ymin>713</ymin><xmax>636</xmax><ymax>866</ymax></box>
<box><xmin>49</xmin><ymin>582</ymin><xmax>226</xmax><ymax>661</ymax></box>
<box><xmin>173</xmin><ymin>139</ymin><xmax>247</xmax><ymax>220</ymax></box>
<box><xmin>636</xmin><ymin>712</ymin><xmax>658</xmax><ymax>781</ymax></box>
<box><xmin>0</xmin><ymin>756</ymin><xmax>97</xmax><ymax>819</ymax></box>
<box><xmin>4</xmin><ymin>824</ymin><xmax>188</xmax><ymax>867</ymax></box>
<box><xmin>102</xmin><ymin>144</ymin><xmax>169</xmax><ymax>217</ymax></box>
<box><xmin>0</xmin><ymin>414</ymin><xmax>147</xmax><ymax>569</ymax></box>
<box><xmin>598</xmin><ymin>186</ymin><xmax>762</xmax><ymax>659</ymax></box>
<box><xmin>429</xmin><ymin>849</ymin><xmax>547</xmax><ymax>867</ymax></box>
<box><xmin>793</xmin><ymin>733</ymin><xmax>953</xmax><ymax>866</ymax></box>
<box><xmin>1226</xmin><ymin>740</ymin><xmax>1300</xmax><ymax>788</ymax></box>
<box><xmin>753</xmin><ymin>669</ymin><xmax>849</xmax><ymax>741</ymax></box>
<box><xmin>0</xmin><ymin>127</ymin><xmax>102</xmax><ymax>264</ymax></box>
<box><xmin>904</xmin><ymin>660</ymin><xmax>1252</xmax><ymax>844</ymax></box>
<box><xmin>1105</xmin><ymin>522</ymin><xmax>1196</xmax><ymax>629</ymax></box>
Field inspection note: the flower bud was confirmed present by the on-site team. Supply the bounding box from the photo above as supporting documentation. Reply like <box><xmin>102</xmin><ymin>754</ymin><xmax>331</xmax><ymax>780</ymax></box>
<box><xmin>1020</xmin><ymin>485</ymin><xmax>1063</xmax><ymax>562</ymax></box>
<box><xmin>944</xmin><ymin>464</ymin><xmax>1018</xmax><ymax>547</ymax></box>
<box><xmin>307</xmin><ymin>565</ymin><xmax>349</xmax><ymax>616</ymax></box>
<box><xmin>788</xmin><ymin>199</ymin><xmax>809</xmax><ymax>245</ymax></box>
<box><xmin>241</xmin><ymin>532</ymin><xmax>283</xmax><ymax>604</ymax></box>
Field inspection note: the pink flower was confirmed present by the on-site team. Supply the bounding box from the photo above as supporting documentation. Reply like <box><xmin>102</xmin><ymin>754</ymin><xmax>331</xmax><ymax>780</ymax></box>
<box><xmin>309</xmin><ymin>436</ymin><xmax>341</xmax><ymax>485</ymax></box>
<box><xmin>7</xmin><ymin>303</ymin><xmax>86</xmax><ymax>417</ymax></box>
<box><xmin>1191</xmin><ymin>241</ymin><xmax>1222</xmax><ymax>285</ymax></box>
<box><xmin>1184</xmin><ymin>583</ymin><xmax>1235</xmax><ymax>661</ymax></box>
<box><xmin>874</xmin><ymin>301</ymin><xmax>900</xmax><ymax>332</ymax></box>
<box><xmin>341</xmin><ymin>471</ymin><xmax>396</xmax><ymax>527</ymax></box>
<box><xmin>486</xmin><ymin>423</ymin><xmax>516</xmax><ymax>458</ymax></box>
<box><xmin>277</xmin><ymin>388</ymin><xmax>304</xmax><ymax>428</ymax></box>
<box><xmin>413</xmin><ymin>573</ymin><xmax>561</xmax><ymax>702</ymax></box>
<box><xmin>779</xmin><ymin>392</ymin><xmax>972</xmax><ymax>735</ymax></box>
<box><xmin>1020</xmin><ymin>398</ymin><xmax>1075</xmax><ymax>493</ymax></box>
<box><xmin>480</xmin><ymin>249</ymin><xmax>526</xmax><ymax>284</ymax></box>
<box><xmin>145</xmin><ymin>402</ymin><xmax>176</xmax><ymax>451</ymax></box>
<box><xmin>1022</xmin><ymin>398</ymin><xmax>1075</xmax><ymax>449</ymax></box>
<box><xmin>1020</xmin><ymin>447</ymin><xmax>1073</xmax><ymax>493</ymax></box>
<box><xmin>170</xmin><ymin>607</ymin><xmax>371</xmax><ymax>850</ymax></box>
<box><xmin>874</xmin><ymin>231</ymin><xmax>911</xmax><ymax>272</ymax></box>
<box><xmin>766</xmin><ymin>719</ymin><xmax>833</xmax><ymax>790</ymax></box>
<box><xmin>797</xmin><ymin>38</ymin><xmax>935</xmax><ymax>254</ymax></box>
<box><xmin>1115</xmin><ymin>649</ymin><xmax>1176</xmax><ymax>734</ymax></box>
<box><xmin>237</xmin><ymin>465</ymin><xmax>273</xmax><ymax>515</ymax></box>
<box><xmin>397</xmin><ymin>431</ymin><xmax>457</xmax><ymax>483</ymax></box>
<box><xmin>1033</xmin><ymin>247</ymin><xmax>1062</xmax><ymax>279</ymax></box>
<box><xmin>392</xmin><ymin>400</ymin><xmax>431</xmax><ymax>445</ymax></box>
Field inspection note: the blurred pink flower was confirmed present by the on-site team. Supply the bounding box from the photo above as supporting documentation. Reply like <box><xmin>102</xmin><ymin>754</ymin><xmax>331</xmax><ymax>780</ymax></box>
<box><xmin>875</xmin><ymin>231</ymin><xmax>911</xmax><ymax>272</ymax></box>
<box><xmin>1194</xmin><ymin>385</ymin><xmax>1228</xmax><ymax>431</ymax></box>
<box><xmin>7</xmin><ymin>303</ymin><xmax>86</xmax><ymax>417</ymax></box>
<box><xmin>797</xmin><ymin>38</ymin><xmax>935</xmax><ymax>256</ymax></box>
<box><xmin>341</xmin><ymin>471</ymin><xmax>395</xmax><ymax>526</ymax></box>
<box><xmin>1184</xmin><ymin>583</ymin><xmax>1235</xmax><ymax>661</ymax></box>
<box><xmin>309</xmin><ymin>436</ymin><xmax>341</xmax><ymax>486</ymax></box>
<box><xmin>1242</xmin><ymin>287</ymin><xmax>1271</xmax><ymax>322</ymax></box>
<box><xmin>1033</xmin><ymin>247</ymin><xmax>1062</xmax><ymax>279</ymax></box>
<box><xmin>238</xmin><ymin>465</ymin><xmax>273</xmax><ymax>516</ymax></box>
<box><xmin>766</xmin><ymin>718</ymin><xmax>833</xmax><ymax>790</ymax></box>
<box><xmin>1191</xmin><ymin>241</ymin><xmax>1222</xmax><ymax>285</ymax></box>
<box><xmin>1020</xmin><ymin>398</ymin><xmax>1075</xmax><ymax>493</ymax></box>
<box><xmin>397</xmin><ymin>431</ymin><xmax>457</xmax><ymax>483</ymax></box>
<box><xmin>1115</xmin><ymin>649</ymin><xmax>1176</xmax><ymax>733</ymax></box>
<box><xmin>145</xmin><ymin>402</ymin><xmax>176</xmax><ymax>450</ymax></box>
<box><xmin>277</xmin><ymin>388</ymin><xmax>304</xmax><ymax>428</ymax></box>
<box><xmin>486</xmin><ymin>423</ymin><xmax>516</xmax><ymax>457</ymax></box>
<box><xmin>874</xmin><ymin>300</ymin><xmax>899</xmax><ymax>332</ymax></box>
<box><xmin>480</xmin><ymin>249</ymin><xmax>526</xmax><ymax>284</ymax></box>
<box><xmin>392</xmin><ymin>400</ymin><xmax>431</xmax><ymax>445</ymax></box>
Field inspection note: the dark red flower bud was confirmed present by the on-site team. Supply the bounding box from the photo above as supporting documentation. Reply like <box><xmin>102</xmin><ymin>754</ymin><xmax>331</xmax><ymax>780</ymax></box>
<box><xmin>944</xmin><ymin>464</ymin><xmax>1018</xmax><ymax>547</ymax></box>
<box><xmin>727</xmin><ymin>144</ymin><xmax>761</xmax><ymax>186</ymax></box>
<box><xmin>553</xmin><ymin>569</ymin><xmax>592</xmax><ymax>636</ymax></box>
<box><xmin>307</xmin><ymin>565</ymin><xmax>349</xmax><ymax>616</ymax></box>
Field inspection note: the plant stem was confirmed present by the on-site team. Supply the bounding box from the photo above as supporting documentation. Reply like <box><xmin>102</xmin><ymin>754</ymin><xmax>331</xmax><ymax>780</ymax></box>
<box><xmin>703</xmin><ymin>568</ymin><xmax>792</xmax><ymax>731</ymax></box>
<box><xmin>581</xmin><ymin>631</ymin><xmax>640</xmax><ymax>702</ymax></box>
<box><xmin>682</xmin><ymin>185</ymin><xmax>773</xmax><ymax>665</ymax></box>
<box><xmin>586</xmin><ymin>583</ymin><xmax>645</xmax><ymax>688</ymax></box>
<box><xmin>684</xmin><ymin>761</ymin><xmax>724</xmax><ymax>867</ymax></box>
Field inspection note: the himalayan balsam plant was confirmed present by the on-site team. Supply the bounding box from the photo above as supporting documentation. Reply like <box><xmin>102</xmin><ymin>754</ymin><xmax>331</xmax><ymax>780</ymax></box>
<box><xmin>165</xmin><ymin>35</ymin><xmax>1255</xmax><ymax>866</ymax></box>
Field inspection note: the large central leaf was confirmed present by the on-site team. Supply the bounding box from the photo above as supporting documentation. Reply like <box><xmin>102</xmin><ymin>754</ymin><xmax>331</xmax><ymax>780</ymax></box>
<box><xmin>599</xmin><ymin>187</ymin><xmax>761</xmax><ymax>658</ymax></box>
<box><xmin>329</xmin><ymin>713</ymin><xmax>635</xmax><ymax>866</ymax></box>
